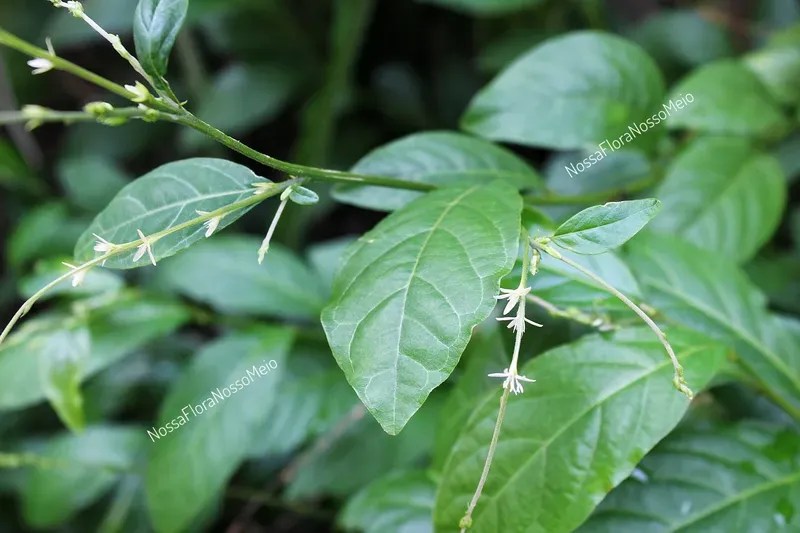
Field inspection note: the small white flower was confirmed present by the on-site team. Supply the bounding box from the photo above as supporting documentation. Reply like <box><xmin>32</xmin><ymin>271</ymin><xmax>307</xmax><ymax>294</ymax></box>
<box><xmin>132</xmin><ymin>229</ymin><xmax>156</xmax><ymax>266</ymax></box>
<box><xmin>495</xmin><ymin>286</ymin><xmax>531</xmax><ymax>315</ymax></box>
<box><xmin>61</xmin><ymin>262</ymin><xmax>88</xmax><ymax>287</ymax></box>
<box><xmin>488</xmin><ymin>368</ymin><xmax>536</xmax><ymax>394</ymax></box>
<box><xmin>93</xmin><ymin>233</ymin><xmax>116</xmax><ymax>253</ymax></box>
<box><xmin>195</xmin><ymin>210</ymin><xmax>223</xmax><ymax>238</ymax></box>
<box><xmin>496</xmin><ymin>314</ymin><xmax>542</xmax><ymax>334</ymax></box>
<box><xmin>27</xmin><ymin>58</ymin><xmax>53</xmax><ymax>75</ymax></box>
<box><xmin>251</xmin><ymin>182</ymin><xmax>277</xmax><ymax>197</ymax></box>
<box><xmin>124</xmin><ymin>81</ymin><xmax>150</xmax><ymax>103</ymax></box>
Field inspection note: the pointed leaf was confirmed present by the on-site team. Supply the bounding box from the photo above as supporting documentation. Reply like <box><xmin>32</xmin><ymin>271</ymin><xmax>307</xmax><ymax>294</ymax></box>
<box><xmin>578</xmin><ymin>422</ymin><xmax>800</xmax><ymax>532</ymax></box>
<box><xmin>627</xmin><ymin>233</ymin><xmax>800</xmax><ymax>419</ymax></box>
<box><xmin>650</xmin><ymin>137</ymin><xmax>786</xmax><ymax>262</ymax></box>
<box><xmin>551</xmin><ymin>199</ymin><xmax>661</xmax><ymax>254</ymax></box>
<box><xmin>145</xmin><ymin>327</ymin><xmax>293</xmax><ymax>533</ymax></box>
<box><xmin>74</xmin><ymin>158</ymin><xmax>271</xmax><ymax>269</ymax></box>
<box><xmin>434</xmin><ymin>328</ymin><xmax>725</xmax><ymax>533</ymax></box>
<box><xmin>322</xmin><ymin>181</ymin><xmax>522</xmax><ymax>435</ymax></box>
<box><xmin>333</xmin><ymin>131</ymin><xmax>540</xmax><ymax>211</ymax></box>
<box><xmin>462</xmin><ymin>31</ymin><xmax>665</xmax><ymax>150</ymax></box>
<box><xmin>134</xmin><ymin>0</ymin><xmax>188</xmax><ymax>78</ymax></box>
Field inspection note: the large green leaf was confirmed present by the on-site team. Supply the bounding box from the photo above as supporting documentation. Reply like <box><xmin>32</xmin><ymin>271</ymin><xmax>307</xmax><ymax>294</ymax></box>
<box><xmin>152</xmin><ymin>235</ymin><xmax>325</xmax><ymax>320</ymax></box>
<box><xmin>145</xmin><ymin>327</ymin><xmax>293</xmax><ymax>533</ymax></box>
<box><xmin>666</xmin><ymin>60</ymin><xmax>788</xmax><ymax>138</ymax></box>
<box><xmin>627</xmin><ymin>233</ymin><xmax>800</xmax><ymax>419</ymax></box>
<box><xmin>180</xmin><ymin>63</ymin><xmax>302</xmax><ymax>151</ymax></box>
<box><xmin>333</xmin><ymin>132</ymin><xmax>540</xmax><ymax>211</ymax></box>
<box><xmin>39</xmin><ymin>324</ymin><xmax>91</xmax><ymax>432</ymax></box>
<box><xmin>340</xmin><ymin>470</ymin><xmax>436</xmax><ymax>533</ymax></box>
<box><xmin>650</xmin><ymin>137</ymin><xmax>786</xmax><ymax>262</ymax></box>
<box><xmin>321</xmin><ymin>181</ymin><xmax>522</xmax><ymax>435</ymax></box>
<box><xmin>134</xmin><ymin>0</ymin><xmax>188</xmax><ymax>78</ymax></box>
<box><xmin>22</xmin><ymin>426</ymin><xmax>147</xmax><ymax>528</ymax></box>
<box><xmin>74</xmin><ymin>158</ymin><xmax>270</xmax><ymax>269</ymax></box>
<box><xmin>0</xmin><ymin>294</ymin><xmax>189</xmax><ymax>411</ymax></box>
<box><xmin>434</xmin><ymin>328</ymin><xmax>725</xmax><ymax>533</ymax></box>
<box><xmin>57</xmin><ymin>156</ymin><xmax>130</xmax><ymax>213</ymax></box>
<box><xmin>578</xmin><ymin>421</ymin><xmax>800</xmax><ymax>532</ymax></box>
<box><xmin>461</xmin><ymin>31</ymin><xmax>665</xmax><ymax>150</ymax></box>
<box><xmin>551</xmin><ymin>199</ymin><xmax>661</xmax><ymax>255</ymax></box>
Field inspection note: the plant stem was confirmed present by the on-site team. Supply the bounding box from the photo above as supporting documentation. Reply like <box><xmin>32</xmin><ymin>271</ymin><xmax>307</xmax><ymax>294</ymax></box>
<box><xmin>174</xmin><ymin>112</ymin><xmax>436</xmax><ymax>191</ymax></box>
<box><xmin>459</xmin><ymin>388</ymin><xmax>510</xmax><ymax>533</ymax></box>
<box><xmin>0</xmin><ymin>179</ymin><xmax>296</xmax><ymax>348</ymax></box>
<box><xmin>0</xmin><ymin>27</ymin><xmax>174</xmax><ymax>113</ymax></box>
<box><xmin>0</xmin><ymin>107</ymin><xmax>149</xmax><ymax>126</ymax></box>
<box><xmin>532</xmin><ymin>240</ymin><xmax>693</xmax><ymax>398</ymax></box>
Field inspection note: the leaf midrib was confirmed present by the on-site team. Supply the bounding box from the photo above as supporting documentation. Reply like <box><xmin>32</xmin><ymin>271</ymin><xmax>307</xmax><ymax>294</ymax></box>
<box><xmin>466</xmin><ymin>343</ymin><xmax>708</xmax><ymax>527</ymax></box>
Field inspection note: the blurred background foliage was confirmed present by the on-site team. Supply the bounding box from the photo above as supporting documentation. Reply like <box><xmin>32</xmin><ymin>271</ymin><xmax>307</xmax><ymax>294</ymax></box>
<box><xmin>0</xmin><ymin>0</ymin><xmax>799</xmax><ymax>532</ymax></box>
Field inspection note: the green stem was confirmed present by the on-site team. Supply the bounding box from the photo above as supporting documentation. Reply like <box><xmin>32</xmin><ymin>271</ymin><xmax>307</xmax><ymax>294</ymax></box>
<box><xmin>459</xmin><ymin>388</ymin><xmax>510</xmax><ymax>533</ymax></box>
<box><xmin>173</xmin><ymin>113</ymin><xmax>435</xmax><ymax>191</ymax></box>
<box><xmin>0</xmin><ymin>107</ymin><xmax>149</xmax><ymax>126</ymax></box>
<box><xmin>533</xmin><ymin>239</ymin><xmax>693</xmax><ymax>398</ymax></box>
<box><xmin>0</xmin><ymin>27</ymin><xmax>174</xmax><ymax>113</ymax></box>
<box><xmin>0</xmin><ymin>179</ymin><xmax>296</xmax><ymax>347</ymax></box>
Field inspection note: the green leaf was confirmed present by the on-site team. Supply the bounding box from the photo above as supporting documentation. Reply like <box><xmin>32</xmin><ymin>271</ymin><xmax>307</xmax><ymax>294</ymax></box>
<box><xmin>22</xmin><ymin>426</ymin><xmax>146</xmax><ymax>528</ymax></box>
<box><xmin>57</xmin><ymin>156</ymin><xmax>131</xmax><ymax>213</ymax></box>
<box><xmin>578</xmin><ymin>421</ymin><xmax>800</xmax><ymax>532</ymax></box>
<box><xmin>288</xmin><ymin>394</ymin><xmax>443</xmax><ymax>500</ymax></box>
<box><xmin>434</xmin><ymin>328</ymin><xmax>725</xmax><ymax>533</ymax></box>
<box><xmin>133</xmin><ymin>0</ymin><xmax>188</xmax><ymax>78</ymax></box>
<box><xmin>340</xmin><ymin>470</ymin><xmax>435</xmax><ymax>533</ymax></box>
<box><xmin>179</xmin><ymin>63</ymin><xmax>302</xmax><ymax>151</ymax></box>
<box><xmin>74</xmin><ymin>158</ymin><xmax>270</xmax><ymax>269</ymax></box>
<box><xmin>145</xmin><ymin>327</ymin><xmax>293</xmax><ymax>533</ymax></box>
<box><xmin>550</xmin><ymin>199</ymin><xmax>661</xmax><ymax>254</ymax></box>
<box><xmin>627</xmin><ymin>233</ymin><xmax>800</xmax><ymax>419</ymax></box>
<box><xmin>39</xmin><ymin>323</ymin><xmax>91</xmax><ymax>432</ymax></box>
<box><xmin>8</xmin><ymin>202</ymin><xmax>89</xmax><ymax>269</ymax></box>
<box><xmin>744</xmin><ymin>45</ymin><xmax>800</xmax><ymax>106</ymax></box>
<box><xmin>0</xmin><ymin>294</ymin><xmax>189</xmax><ymax>411</ymax></box>
<box><xmin>321</xmin><ymin>181</ymin><xmax>522</xmax><ymax>435</ymax></box>
<box><xmin>289</xmin><ymin>185</ymin><xmax>319</xmax><ymax>206</ymax></box>
<box><xmin>308</xmin><ymin>236</ymin><xmax>357</xmax><ymax>294</ymax></box>
<box><xmin>462</xmin><ymin>31</ymin><xmax>665</xmax><ymax>150</ymax></box>
<box><xmin>333</xmin><ymin>132</ymin><xmax>540</xmax><ymax>211</ymax></box>
<box><xmin>650</xmin><ymin>137</ymin><xmax>786</xmax><ymax>262</ymax></box>
<box><xmin>152</xmin><ymin>235</ymin><xmax>325</xmax><ymax>320</ymax></box>
<box><xmin>666</xmin><ymin>60</ymin><xmax>788</xmax><ymax>139</ymax></box>
<box><xmin>432</xmin><ymin>324</ymin><xmax>508</xmax><ymax>471</ymax></box>
<box><xmin>417</xmin><ymin>0</ymin><xmax>544</xmax><ymax>16</ymax></box>
<box><xmin>773</xmin><ymin>131</ymin><xmax>800</xmax><ymax>184</ymax></box>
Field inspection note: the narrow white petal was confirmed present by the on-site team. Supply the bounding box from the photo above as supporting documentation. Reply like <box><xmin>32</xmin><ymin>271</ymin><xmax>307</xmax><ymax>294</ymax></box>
<box><xmin>132</xmin><ymin>244</ymin><xmax>146</xmax><ymax>262</ymax></box>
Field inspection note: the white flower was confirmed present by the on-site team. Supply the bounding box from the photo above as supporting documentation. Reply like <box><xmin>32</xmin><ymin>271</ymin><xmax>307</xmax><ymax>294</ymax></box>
<box><xmin>195</xmin><ymin>210</ymin><xmax>223</xmax><ymax>238</ymax></box>
<box><xmin>124</xmin><ymin>81</ymin><xmax>150</xmax><ymax>103</ymax></box>
<box><xmin>251</xmin><ymin>182</ymin><xmax>277</xmax><ymax>197</ymax></box>
<box><xmin>62</xmin><ymin>262</ymin><xmax>88</xmax><ymax>287</ymax></box>
<box><xmin>132</xmin><ymin>229</ymin><xmax>156</xmax><ymax>266</ymax></box>
<box><xmin>495</xmin><ymin>286</ymin><xmax>531</xmax><ymax>315</ymax></box>
<box><xmin>488</xmin><ymin>368</ymin><xmax>536</xmax><ymax>395</ymax></box>
<box><xmin>27</xmin><ymin>58</ymin><xmax>53</xmax><ymax>75</ymax></box>
<box><xmin>496</xmin><ymin>314</ymin><xmax>542</xmax><ymax>334</ymax></box>
<box><xmin>93</xmin><ymin>233</ymin><xmax>116</xmax><ymax>253</ymax></box>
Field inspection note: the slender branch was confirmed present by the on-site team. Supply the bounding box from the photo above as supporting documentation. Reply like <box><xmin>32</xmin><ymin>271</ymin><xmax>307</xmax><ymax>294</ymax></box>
<box><xmin>526</xmin><ymin>294</ymin><xmax>612</xmax><ymax>329</ymax></box>
<box><xmin>459</xmin><ymin>388</ymin><xmax>510</xmax><ymax>533</ymax></box>
<box><xmin>0</xmin><ymin>27</ymin><xmax>175</xmax><ymax>113</ymax></box>
<box><xmin>173</xmin><ymin>113</ymin><xmax>436</xmax><ymax>191</ymax></box>
<box><xmin>0</xmin><ymin>106</ymin><xmax>150</xmax><ymax>126</ymax></box>
<box><xmin>532</xmin><ymin>239</ymin><xmax>693</xmax><ymax>398</ymax></box>
<box><xmin>0</xmin><ymin>179</ymin><xmax>296</xmax><ymax>347</ymax></box>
